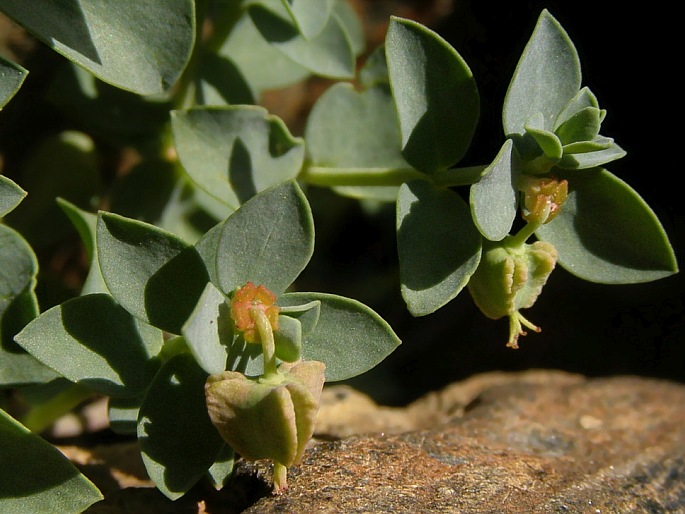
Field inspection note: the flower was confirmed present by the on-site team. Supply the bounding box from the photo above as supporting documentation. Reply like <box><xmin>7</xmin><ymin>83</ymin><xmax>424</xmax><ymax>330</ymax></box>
<box><xmin>230</xmin><ymin>282</ymin><xmax>280</xmax><ymax>343</ymax></box>
<box><xmin>205</xmin><ymin>360</ymin><xmax>326</xmax><ymax>493</ymax></box>
<box><xmin>468</xmin><ymin>238</ymin><xmax>558</xmax><ymax>348</ymax></box>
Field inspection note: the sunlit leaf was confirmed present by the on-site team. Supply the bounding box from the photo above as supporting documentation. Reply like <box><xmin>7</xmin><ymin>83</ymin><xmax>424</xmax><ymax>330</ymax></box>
<box><xmin>397</xmin><ymin>179</ymin><xmax>482</xmax><ymax>316</ymax></box>
<box><xmin>138</xmin><ymin>353</ymin><xmax>224</xmax><ymax>500</ymax></box>
<box><xmin>470</xmin><ymin>140</ymin><xmax>520</xmax><ymax>241</ymax></box>
<box><xmin>97</xmin><ymin>212</ymin><xmax>210</xmax><ymax>334</ymax></box>
<box><xmin>15</xmin><ymin>293</ymin><xmax>163</xmax><ymax>397</ymax></box>
<box><xmin>172</xmin><ymin>106</ymin><xmax>304</xmax><ymax>209</ymax></box>
<box><xmin>215</xmin><ymin>181</ymin><xmax>314</xmax><ymax>296</ymax></box>
<box><xmin>278</xmin><ymin>292</ymin><xmax>401</xmax><ymax>381</ymax></box>
<box><xmin>0</xmin><ymin>0</ymin><xmax>194</xmax><ymax>94</ymax></box>
<box><xmin>536</xmin><ymin>168</ymin><xmax>679</xmax><ymax>283</ymax></box>
<box><xmin>0</xmin><ymin>409</ymin><xmax>103</xmax><ymax>513</ymax></box>
<box><xmin>503</xmin><ymin>9</ymin><xmax>581</xmax><ymax>136</ymax></box>
<box><xmin>386</xmin><ymin>16</ymin><xmax>479</xmax><ymax>173</ymax></box>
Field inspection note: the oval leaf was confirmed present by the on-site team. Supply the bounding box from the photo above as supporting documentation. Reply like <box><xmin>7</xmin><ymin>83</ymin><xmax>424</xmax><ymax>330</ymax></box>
<box><xmin>503</xmin><ymin>9</ymin><xmax>581</xmax><ymax>136</ymax></box>
<box><xmin>281</xmin><ymin>0</ymin><xmax>334</xmax><ymax>39</ymax></box>
<box><xmin>536</xmin><ymin>168</ymin><xmax>679</xmax><ymax>283</ymax></box>
<box><xmin>0</xmin><ymin>410</ymin><xmax>103</xmax><ymax>513</ymax></box>
<box><xmin>0</xmin><ymin>224</ymin><xmax>59</xmax><ymax>386</ymax></box>
<box><xmin>397</xmin><ymin>179</ymin><xmax>482</xmax><ymax>316</ymax></box>
<box><xmin>0</xmin><ymin>0</ymin><xmax>194</xmax><ymax>95</ymax></box>
<box><xmin>470</xmin><ymin>139</ymin><xmax>520</xmax><ymax>241</ymax></box>
<box><xmin>0</xmin><ymin>56</ymin><xmax>27</xmax><ymax>108</ymax></box>
<box><xmin>15</xmin><ymin>294</ymin><xmax>163</xmax><ymax>397</ymax></box>
<box><xmin>97</xmin><ymin>211</ymin><xmax>210</xmax><ymax>334</ymax></box>
<box><xmin>216</xmin><ymin>181</ymin><xmax>314</xmax><ymax>296</ymax></box>
<box><xmin>172</xmin><ymin>106</ymin><xmax>304</xmax><ymax>208</ymax></box>
<box><xmin>248</xmin><ymin>1</ymin><xmax>355</xmax><ymax>79</ymax></box>
<box><xmin>138</xmin><ymin>353</ymin><xmax>224</xmax><ymax>500</ymax></box>
<box><xmin>278</xmin><ymin>292</ymin><xmax>401</xmax><ymax>382</ymax></box>
<box><xmin>182</xmin><ymin>282</ymin><xmax>233</xmax><ymax>375</ymax></box>
<box><xmin>386</xmin><ymin>16</ymin><xmax>479</xmax><ymax>173</ymax></box>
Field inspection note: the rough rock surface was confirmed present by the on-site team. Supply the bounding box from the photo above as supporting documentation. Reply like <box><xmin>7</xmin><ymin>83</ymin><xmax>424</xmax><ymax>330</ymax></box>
<box><xmin>68</xmin><ymin>370</ymin><xmax>685</xmax><ymax>513</ymax></box>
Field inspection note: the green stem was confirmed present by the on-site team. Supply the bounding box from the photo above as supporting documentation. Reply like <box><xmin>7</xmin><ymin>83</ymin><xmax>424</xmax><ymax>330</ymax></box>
<box><xmin>273</xmin><ymin>461</ymin><xmax>288</xmax><ymax>493</ymax></box>
<box><xmin>21</xmin><ymin>383</ymin><xmax>94</xmax><ymax>434</ymax></box>
<box><xmin>250</xmin><ymin>306</ymin><xmax>277</xmax><ymax>377</ymax></box>
<box><xmin>300</xmin><ymin>164</ymin><xmax>487</xmax><ymax>189</ymax></box>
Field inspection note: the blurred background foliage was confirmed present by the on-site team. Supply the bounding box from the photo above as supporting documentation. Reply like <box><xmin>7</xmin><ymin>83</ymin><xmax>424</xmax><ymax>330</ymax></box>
<box><xmin>1</xmin><ymin>0</ymin><xmax>682</xmax><ymax>405</ymax></box>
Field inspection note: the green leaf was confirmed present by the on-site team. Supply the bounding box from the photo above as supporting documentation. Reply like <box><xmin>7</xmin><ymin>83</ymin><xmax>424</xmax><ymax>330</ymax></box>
<box><xmin>0</xmin><ymin>409</ymin><xmax>103</xmax><ymax>513</ymax></box>
<box><xmin>557</xmin><ymin>139</ymin><xmax>626</xmax><ymax>169</ymax></box>
<box><xmin>207</xmin><ymin>445</ymin><xmax>235</xmax><ymax>490</ymax></box>
<box><xmin>4</xmin><ymin>130</ymin><xmax>101</xmax><ymax>246</ymax></box>
<box><xmin>15</xmin><ymin>294</ymin><xmax>164</xmax><ymax>397</ymax></box>
<box><xmin>97</xmin><ymin>212</ymin><xmax>210</xmax><ymax>334</ymax></box>
<box><xmin>108</xmin><ymin>394</ymin><xmax>143</xmax><ymax>435</ymax></box>
<box><xmin>281</xmin><ymin>0</ymin><xmax>335</xmax><ymax>39</ymax></box>
<box><xmin>182</xmin><ymin>282</ymin><xmax>232</xmax><ymax>375</ymax></box>
<box><xmin>195</xmin><ymin>52</ymin><xmax>255</xmax><ymax>106</ymax></box>
<box><xmin>138</xmin><ymin>353</ymin><xmax>224</xmax><ymax>500</ymax></box>
<box><xmin>280</xmin><ymin>300</ymin><xmax>320</xmax><ymax>335</ymax></box>
<box><xmin>57</xmin><ymin>198</ymin><xmax>108</xmax><ymax>295</ymax></box>
<box><xmin>333</xmin><ymin>0</ymin><xmax>365</xmax><ymax>56</ymax></box>
<box><xmin>215</xmin><ymin>181</ymin><xmax>314</xmax><ymax>296</ymax></box>
<box><xmin>0</xmin><ymin>56</ymin><xmax>27</xmax><ymax>108</ymax></box>
<box><xmin>555</xmin><ymin>106</ymin><xmax>602</xmax><ymax>145</ymax></box>
<box><xmin>470</xmin><ymin>140</ymin><xmax>520</xmax><ymax>241</ymax></box>
<box><xmin>248</xmin><ymin>1</ymin><xmax>355</xmax><ymax>79</ymax></box>
<box><xmin>274</xmin><ymin>315</ymin><xmax>302</xmax><ymax>362</ymax></box>
<box><xmin>220</xmin><ymin>12</ymin><xmax>311</xmax><ymax>95</ymax></box>
<box><xmin>554</xmin><ymin>86</ymin><xmax>600</xmax><ymax>129</ymax></box>
<box><xmin>304</xmin><ymin>81</ymin><xmax>409</xmax><ymax>202</ymax></box>
<box><xmin>0</xmin><ymin>224</ymin><xmax>58</xmax><ymax>386</ymax></box>
<box><xmin>524</xmin><ymin>112</ymin><xmax>563</xmax><ymax>161</ymax></box>
<box><xmin>536</xmin><ymin>168</ymin><xmax>679</xmax><ymax>283</ymax></box>
<box><xmin>0</xmin><ymin>0</ymin><xmax>194</xmax><ymax>95</ymax></box>
<box><xmin>503</xmin><ymin>9</ymin><xmax>581</xmax><ymax>137</ymax></box>
<box><xmin>0</xmin><ymin>175</ymin><xmax>26</xmax><ymax>217</ymax></box>
<box><xmin>278</xmin><ymin>292</ymin><xmax>401</xmax><ymax>381</ymax></box>
<box><xmin>172</xmin><ymin>106</ymin><xmax>304</xmax><ymax>209</ymax></box>
<box><xmin>385</xmin><ymin>16</ymin><xmax>479</xmax><ymax>173</ymax></box>
<box><xmin>397</xmin><ymin>179</ymin><xmax>482</xmax><ymax>316</ymax></box>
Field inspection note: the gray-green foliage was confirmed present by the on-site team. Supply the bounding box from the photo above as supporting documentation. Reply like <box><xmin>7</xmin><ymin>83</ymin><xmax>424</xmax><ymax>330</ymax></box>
<box><xmin>0</xmin><ymin>2</ymin><xmax>678</xmax><ymax>506</ymax></box>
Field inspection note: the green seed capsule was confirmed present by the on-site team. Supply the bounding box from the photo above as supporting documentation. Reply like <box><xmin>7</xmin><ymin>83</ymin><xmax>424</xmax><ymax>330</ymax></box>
<box><xmin>468</xmin><ymin>238</ymin><xmax>557</xmax><ymax>348</ymax></box>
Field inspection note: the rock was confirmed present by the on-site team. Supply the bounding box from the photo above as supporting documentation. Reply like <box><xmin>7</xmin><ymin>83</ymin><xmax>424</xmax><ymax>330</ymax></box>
<box><xmin>243</xmin><ymin>372</ymin><xmax>685</xmax><ymax>513</ymax></box>
<box><xmin>69</xmin><ymin>371</ymin><xmax>685</xmax><ymax>512</ymax></box>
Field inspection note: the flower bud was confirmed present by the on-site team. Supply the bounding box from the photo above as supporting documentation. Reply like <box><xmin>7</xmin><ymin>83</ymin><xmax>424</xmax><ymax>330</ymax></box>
<box><xmin>205</xmin><ymin>360</ymin><xmax>326</xmax><ymax>492</ymax></box>
<box><xmin>468</xmin><ymin>238</ymin><xmax>557</xmax><ymax>348</ymax></box>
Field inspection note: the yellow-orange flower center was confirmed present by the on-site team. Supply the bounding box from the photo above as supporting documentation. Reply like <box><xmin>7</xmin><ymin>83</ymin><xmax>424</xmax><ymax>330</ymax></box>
<box><xmin>230</xmin><ymin>282</ymin><xmax>280</xmax><ymax>343</ymax></box>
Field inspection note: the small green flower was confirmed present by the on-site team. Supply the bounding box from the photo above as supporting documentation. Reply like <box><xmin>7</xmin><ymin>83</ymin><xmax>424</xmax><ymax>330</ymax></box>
<box><xmin>205</xmin><ymin>360</ymin><xmax>326</xmax><ymax>493</ymax></box>
<box><xmin>468</xmin><ymin>238</ymin><xmax>557</xmax><ymax>349</ymax></box>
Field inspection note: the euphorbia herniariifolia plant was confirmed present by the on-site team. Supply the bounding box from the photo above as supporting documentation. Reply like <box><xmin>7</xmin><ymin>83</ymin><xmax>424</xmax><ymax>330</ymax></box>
<box><xmin>381</xmin><ymin>10</ymin><xmax>677</xmax><ymax>347</ymax></box>
<box><xmin>15</xmin><ymin>181</ymin><xmax>401</xmax><ymax>497</ymax></box>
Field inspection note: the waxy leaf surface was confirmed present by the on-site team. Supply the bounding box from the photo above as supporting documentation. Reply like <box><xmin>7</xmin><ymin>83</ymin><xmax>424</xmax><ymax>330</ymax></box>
<box><xmin>15</xmin><ymin>294</ymin><xmax>163</xmax><ymax>397</ymax></box>
<box><xmin>172</xmin><ymin>106</ymin><xmax>304</xmax><ymax>209</ymax></box>
<box><xmin>97</xmin><ymin>212</ymin><xmax>209</xmax><ymax>334</ymax></box>
<box><xmin>386</xmin><ymin>16</ymin><xmax>479</xmax><ymax>173</ymax></box>
<box><xmin>138</xmin><ymin>354</ymin><xmax>224</xmax><ymax>500</ymax></box>
<box><xmin>0</xmin><ymin>0</ymin><xmax>194</xmax><ymax>95</ymax></box>
<box><xmin>536</xmin><ymin>168</ymin><xmax>678</xmax><ymax>283</ymax></box>
<box><xmin>397</xmin><ymin>180</ymin><xmax>482</xmax><ymax>316</ymax></box>
<box><xmin>503</xmin><ymin>9</ymin><xmax>581</xmax><ymax>136</ymax></box>
<box><xmin>277</xmin><ymin>292</ymin><xmax>401</xmax><ymax>382</ymax></box>
<box><xmin>0</xmin><ymin>410</ymin><xmax>103</xmax><ymax>513</ymax></box>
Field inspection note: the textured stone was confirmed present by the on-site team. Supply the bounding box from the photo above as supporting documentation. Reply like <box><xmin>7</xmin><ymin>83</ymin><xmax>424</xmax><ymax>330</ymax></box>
<box><xmin>69</xmin><ymin>371</ymin><xmax>685</xmax><ymax>513</ymax></box>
